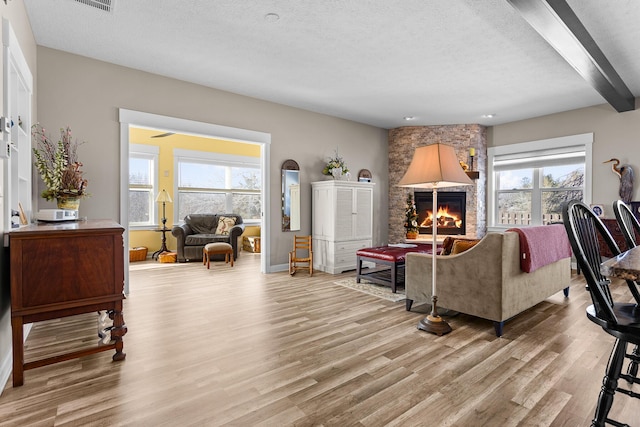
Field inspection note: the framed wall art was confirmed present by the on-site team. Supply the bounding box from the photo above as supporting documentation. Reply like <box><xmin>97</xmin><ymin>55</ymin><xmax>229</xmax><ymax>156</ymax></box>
<box><xmin>590</xmin><ymin>204</ymin><xmax>604</xmax><ymax>218</ymax></box>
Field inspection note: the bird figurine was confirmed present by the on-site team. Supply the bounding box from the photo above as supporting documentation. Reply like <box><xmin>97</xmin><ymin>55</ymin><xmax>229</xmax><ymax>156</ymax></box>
<box><xmin>603</xmin><ymin>158</ymin><xmax>635</xmax><ymax>204</ymax></box>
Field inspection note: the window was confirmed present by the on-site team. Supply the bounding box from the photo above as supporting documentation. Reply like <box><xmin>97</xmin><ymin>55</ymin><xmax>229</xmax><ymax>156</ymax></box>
<box><xmin>129</xmin><ymin>144</ymin><xmax>158</xmax><ymax>226</ymax></box>
<box><xmin>175</xmin><ymin>149</ymin><xmax>261</xmax><ymax>222</ymax></box>
<box><xmin>488</xmin><ymin>134</ymin><xmax>592</xmax><ymax>228</ymax></box>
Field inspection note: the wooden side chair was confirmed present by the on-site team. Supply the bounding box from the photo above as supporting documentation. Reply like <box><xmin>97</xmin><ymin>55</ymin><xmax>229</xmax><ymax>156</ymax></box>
<box><xmin>289</xmin><ymin>235</ymin><xmax>313</xmax><ymax>276</ymax></box>
<box><xmin>563</xmin><ymin>200</ymin><xmax>640</xmax><ymax>427</ymax></box>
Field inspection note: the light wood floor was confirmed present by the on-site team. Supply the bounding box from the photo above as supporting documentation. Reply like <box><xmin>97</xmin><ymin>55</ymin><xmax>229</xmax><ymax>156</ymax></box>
<box><xmin>1</xmin><ymin>253</ymin><xmax>639</xmax><ymax>426</ymax></box>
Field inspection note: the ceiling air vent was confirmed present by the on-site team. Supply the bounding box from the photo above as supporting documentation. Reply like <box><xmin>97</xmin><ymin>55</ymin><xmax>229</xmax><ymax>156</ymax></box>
<box><xmin>74</xmin><ymin>0</ymin><xmax>113</xmax><ymax>12</ymax></box>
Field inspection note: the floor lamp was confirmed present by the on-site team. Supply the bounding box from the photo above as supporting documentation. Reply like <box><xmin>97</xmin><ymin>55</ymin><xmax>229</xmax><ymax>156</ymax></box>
<box><xmin>398</xmin><ymin>143</ymin><xmax>473</xmax><ymax>335</ymax></box>
<box><xmin>156</xmin><ymin>189</ymin><xmax>172</xmax><ymax>229</ymax></box>
<box><xmin>152</xmin><ymin>189</ymin><xmax>173</xmax><ymax>260</ymax></box>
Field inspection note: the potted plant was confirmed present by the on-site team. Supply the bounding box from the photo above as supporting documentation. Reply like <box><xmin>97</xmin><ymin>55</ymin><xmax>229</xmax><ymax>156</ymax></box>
<box><xmin>322</xmin><ymin>149</ymin><xmax>349</xmax><ymax>179</ymax></box>
<box><xmin>32</xmin><ymin>124</ymin><xmax>89</xmax><ymax>210</ymax></box>
<box><xmin>404</xmin><ymin>193</ymin><xmax>419</xmax><ymax>239</ymax></box>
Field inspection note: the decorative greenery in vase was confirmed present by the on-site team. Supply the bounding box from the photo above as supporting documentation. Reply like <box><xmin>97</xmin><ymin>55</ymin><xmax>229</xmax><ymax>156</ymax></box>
<box><xmin>322</xmin><ymin>149</ymin><xmax>349</xmax><ymax>179</ymax></box>
<box><xmin>404</xmin><ymin>193</ymin><xmax>419</xmax><ymax>238</ymax></box>
<box><xmin>32</xmin><ymin>124</ymin><xmax>89</xmax><ymax>203</ymax></box>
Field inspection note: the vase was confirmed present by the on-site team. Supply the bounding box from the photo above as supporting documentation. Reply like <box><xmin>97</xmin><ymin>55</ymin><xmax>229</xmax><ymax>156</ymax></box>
<box><xmin>57</xmin><ymin>197</ymin><xmax>80</xmax><ymax>211</ymax></box>
<box><xmin>331</xmin><ymin>167</ymin><xmax>343</xmax><ymax>180</ymax></box>
<box><xmin>406</xmin><ymin>231</ymin><xmax>418</xmax><ymax>239</ymax></box>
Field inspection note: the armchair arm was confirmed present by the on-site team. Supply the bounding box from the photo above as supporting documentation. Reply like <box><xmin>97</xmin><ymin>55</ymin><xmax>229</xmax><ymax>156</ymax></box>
<box><xmin>228</xmin><ymin>224</ymin><xmax>245</xmax><ymax>260</ymax></box>
<box><xmin>171</xmin><ymin>224</ymin><xmax>192</xmax><ymax>262</ymax></box>
<box><xmin>405</xmin><ymin>233</ymin><xmax>504</xmax><ymax>321</ymax></box>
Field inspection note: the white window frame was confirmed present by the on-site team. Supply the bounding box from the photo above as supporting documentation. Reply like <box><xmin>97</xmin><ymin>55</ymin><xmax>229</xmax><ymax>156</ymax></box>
<box><xmin>129</xmin><ymin>144</ymin><xmax>159</xmax><ymax>229</ymax></box>
<box><xmin>174</xmin><ymin>148</ymin><xmax>261</xmax><ymax>223</ymax></box>
<box><xmin>487</xmin><ymin>133</ymin><xmax>593</xmax><ymax>231</ymax></box>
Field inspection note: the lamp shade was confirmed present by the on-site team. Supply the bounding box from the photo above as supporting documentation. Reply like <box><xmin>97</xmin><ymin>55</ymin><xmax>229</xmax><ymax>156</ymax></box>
<box><xmin>398</xmin><ymin>143</ymin><xmax>473</xmax><ymax>188</ymax></box>
<box><xmin>155</xmin><ymin>189</ymin><xmax>173</xmax><ymax>203</ymax></box>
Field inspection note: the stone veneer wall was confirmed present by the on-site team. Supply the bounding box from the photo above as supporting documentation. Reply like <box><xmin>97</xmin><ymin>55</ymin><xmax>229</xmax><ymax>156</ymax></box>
<box><xmin>388</xmin><ymin>125</ymin><xmax>487</xmax><ymax>244</ymax></box>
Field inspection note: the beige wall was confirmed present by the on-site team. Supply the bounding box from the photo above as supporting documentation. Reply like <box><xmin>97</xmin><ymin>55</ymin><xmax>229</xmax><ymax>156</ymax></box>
<box><xmin>489</xmin><ymin>101</ymin><xmax>640</xmax><ymax>218</ymax></box>
<box><xmin>1</xmin><ymin>0</ymin><xmax>37</xmax><ymax>393</ymax></box>
<box><xmin>34</xmin><ymin>46</ymin><xmax>389</xmax><ymax>270</ymax></box>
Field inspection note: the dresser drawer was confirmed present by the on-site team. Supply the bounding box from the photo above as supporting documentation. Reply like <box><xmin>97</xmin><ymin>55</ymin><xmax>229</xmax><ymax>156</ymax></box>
<box><xmin>334</xmin><ymin>240</ymin><xmax>371</xmax><ymax>254</ymax></box>
<box><xmin>333</xmin><ymin>240</ymin><xmax>371</xmax><ymax>267</ymax></box>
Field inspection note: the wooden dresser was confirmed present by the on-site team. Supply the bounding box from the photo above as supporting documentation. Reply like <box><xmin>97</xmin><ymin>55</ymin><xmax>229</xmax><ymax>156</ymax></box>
<box><xmin>599</xmin><ymin>218</ymin><xmax>640</xmax><ymax>257</ymax></box>
<box><xmin>9</xmin><ymin>219</ymin><xmax>127</xmax><ymax>386</ymax></box>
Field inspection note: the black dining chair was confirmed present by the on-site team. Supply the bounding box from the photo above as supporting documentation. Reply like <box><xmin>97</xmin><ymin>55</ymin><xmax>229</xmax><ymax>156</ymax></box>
<box><xmin>562</xmin><ymin>200</ymin><xmax>640</xmax><ymax>427</ymax></box>
<box><xmin>613</xmin><ymin>200</ymin><xmax>640</xmax><ymax>250</ymax></box>
<box><xmin>612</xmin><ymin>200</ymin><xmax>640</xmax><ymax>380</ymax></box>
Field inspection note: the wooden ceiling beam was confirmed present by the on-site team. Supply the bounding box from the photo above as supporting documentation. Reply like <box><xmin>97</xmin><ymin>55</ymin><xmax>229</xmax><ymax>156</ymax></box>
<box><xmin>507</xmin><ymin>0</ymin><xmax>635</xmax><ymax>112</ymax></box>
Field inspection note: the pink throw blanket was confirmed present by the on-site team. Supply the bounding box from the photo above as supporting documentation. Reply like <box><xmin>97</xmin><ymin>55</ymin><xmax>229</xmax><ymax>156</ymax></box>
<box><xmin>507</xmin><ymin>224</ymin><xmax>572</xmax><ymax>273</ymax></box>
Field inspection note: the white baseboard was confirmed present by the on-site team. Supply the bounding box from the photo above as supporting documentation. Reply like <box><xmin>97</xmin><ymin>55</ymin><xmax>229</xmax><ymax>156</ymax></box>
<box><xmin>270</xmin><ymin>263</ymin><xmax>289</xmax><ymax>273</ymax></box>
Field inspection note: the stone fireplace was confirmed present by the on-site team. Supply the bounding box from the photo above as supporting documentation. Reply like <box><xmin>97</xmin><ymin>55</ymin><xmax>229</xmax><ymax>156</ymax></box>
<box><xmin>415</xmin><ymin>191</ymin><xmax>466</xmax><ymax>236</ymax></box>
<box><xmin>388</xmin><ymin>125</ymin><xmax>487</xmax><ymax>243</ymax></box>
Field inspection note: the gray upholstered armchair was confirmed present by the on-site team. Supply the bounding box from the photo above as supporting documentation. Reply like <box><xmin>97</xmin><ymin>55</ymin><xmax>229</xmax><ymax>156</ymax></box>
<box><xmin>172</xmin><ymin>214</ymin><xmax>245</xmax><ymax>262</ymax></box>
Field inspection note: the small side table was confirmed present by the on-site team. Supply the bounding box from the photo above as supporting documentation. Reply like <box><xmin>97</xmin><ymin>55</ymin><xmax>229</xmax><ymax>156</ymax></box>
<box><xmin>152</xmin><ymin>227</ymin><xmax>171</xmax><ymax>260</ymax></box>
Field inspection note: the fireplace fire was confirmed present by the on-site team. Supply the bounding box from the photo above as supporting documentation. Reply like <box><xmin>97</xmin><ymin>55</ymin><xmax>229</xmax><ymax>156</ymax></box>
<box><xmin>414</xmin><ymin>191</ymin><xmax>466</xmax><ymax>235</ymax></box>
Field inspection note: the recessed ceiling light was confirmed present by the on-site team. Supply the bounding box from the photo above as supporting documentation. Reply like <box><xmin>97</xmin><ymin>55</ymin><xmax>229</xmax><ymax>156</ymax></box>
<box><xmin>264</xmin><ymin>13</ymin><xmax>280</xmax><ymax>22</ymax></box>
<box><xmin>482</xmin><ymin>114</ymin><xmax>496</xmax><ymax>119</ymax></box>
<box><xmin>404</xmin><ymin>116</ymin><xmax>415</xmax><ymax>121</ymax></box>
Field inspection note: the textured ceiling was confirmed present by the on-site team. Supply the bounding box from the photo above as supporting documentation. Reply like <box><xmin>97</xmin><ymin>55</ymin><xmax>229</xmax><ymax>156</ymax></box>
<box><xmin>23</xmin><ymin>0</ymin><xmax>640</xmax><ymax>129</ymax></box>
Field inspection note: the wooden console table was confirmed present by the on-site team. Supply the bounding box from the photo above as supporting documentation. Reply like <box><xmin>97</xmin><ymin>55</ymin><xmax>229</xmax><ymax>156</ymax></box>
<box><xmin>9</xmin><ymin>219</ymin><xmax>127</xmax><ymax>386</ymax></box>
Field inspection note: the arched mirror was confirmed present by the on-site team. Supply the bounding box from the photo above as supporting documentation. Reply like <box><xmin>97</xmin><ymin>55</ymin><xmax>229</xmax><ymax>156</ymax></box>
<box><xmin>282</xmin><ymin>159</ymin><xmax>300</xmax><ymax>231</ymax></box>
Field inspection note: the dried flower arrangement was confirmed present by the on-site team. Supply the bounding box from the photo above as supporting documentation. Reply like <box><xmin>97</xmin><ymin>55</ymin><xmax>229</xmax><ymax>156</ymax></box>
<box><xmin>32</xmin><ymin>124</ymin><xmax>89</xmax><ymax>202</ymax></box>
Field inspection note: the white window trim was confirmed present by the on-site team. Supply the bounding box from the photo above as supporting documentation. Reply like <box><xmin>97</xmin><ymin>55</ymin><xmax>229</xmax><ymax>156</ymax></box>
<box><xmin>487</xmin><ymin>133</ymin><xmax>593</xmax><ymax>231</ymax></box>
<box><xmin>129</xmin><ymin>144</ymin><xmax>159</xmax><ymax>229</ymax></box>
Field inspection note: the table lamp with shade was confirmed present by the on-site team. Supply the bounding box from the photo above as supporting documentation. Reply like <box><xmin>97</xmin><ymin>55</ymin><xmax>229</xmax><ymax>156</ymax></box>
<box><xmin>398</xmin><ymin>143</ymin><xmax>473</xmax><ymax>335</ymax></box>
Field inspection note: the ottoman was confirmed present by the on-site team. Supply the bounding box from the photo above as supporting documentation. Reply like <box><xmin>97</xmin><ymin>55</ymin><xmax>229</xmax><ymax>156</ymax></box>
<box><xmin>203</xmin><ymin>242</ymin><xmax>234</xmax><ymax>269</ymax></box>
<box><xmin>356</xmin><ymin>244</ymin><xmax>438</xmax><ymax>293</ymax></box>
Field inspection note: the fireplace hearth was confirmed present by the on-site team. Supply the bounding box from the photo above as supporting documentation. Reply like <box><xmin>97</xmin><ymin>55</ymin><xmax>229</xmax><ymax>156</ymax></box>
<box><xmin>414</xmin><ymin>191</ymin><xmax>466</xmax><ymax>235</ymax></box>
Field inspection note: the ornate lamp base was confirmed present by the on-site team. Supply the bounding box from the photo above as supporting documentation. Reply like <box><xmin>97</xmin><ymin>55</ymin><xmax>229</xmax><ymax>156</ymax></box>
<box><xmin>417</xmin><ymin>295</ymin><xmax>452</xmax><ymax>336</ymax></box>
<box><xmin>417</xmin><ymin>314</ymin><xmax>452</xmax><ymax>336</ymax></box>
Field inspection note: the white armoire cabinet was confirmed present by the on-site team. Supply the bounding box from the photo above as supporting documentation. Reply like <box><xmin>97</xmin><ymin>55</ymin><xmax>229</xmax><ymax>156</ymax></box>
<box><xmin>312</xmin><ymin>180</ymin><xmax>374</xmax><ymax>274</ymax></box>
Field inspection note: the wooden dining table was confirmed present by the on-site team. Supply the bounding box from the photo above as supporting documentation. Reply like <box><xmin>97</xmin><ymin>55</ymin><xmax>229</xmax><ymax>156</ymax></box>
<box><xmin>600</xmin><ymin>245</ymin><xmax>640</xmax><ymax>281</ymax></box>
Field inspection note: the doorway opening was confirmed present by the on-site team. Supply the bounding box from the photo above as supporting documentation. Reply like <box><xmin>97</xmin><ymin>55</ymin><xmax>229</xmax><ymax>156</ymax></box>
<box><xmin>119</xmin><ymin>109</ymin><xmax>271</xmax><ymax>293</ymax></box>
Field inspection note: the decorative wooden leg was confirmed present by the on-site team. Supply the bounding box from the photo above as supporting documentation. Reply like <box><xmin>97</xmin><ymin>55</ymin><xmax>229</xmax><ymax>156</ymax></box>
<box><xmin>109</xmin><ymin>304</ymin><xmax>127</xmax><ymax>362</ymax></box>
<box><xmin>12</xmin><ymin>316</ymin><xmax>24</xmax><ymax>387</ymax></box>
<box><xmin>592</xmin><ymin>339</ymin><xmax>626</xmax><ymax>427</ymax></box>
<box><xmin>493</xmin><ymin>321</ymin><xmax>504</xmax><ymax>337</ymax></box>
<box><xmin>563</xmin><ymin>286</ymin><xmax>570</xmax><ymax>297</ymax></box>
